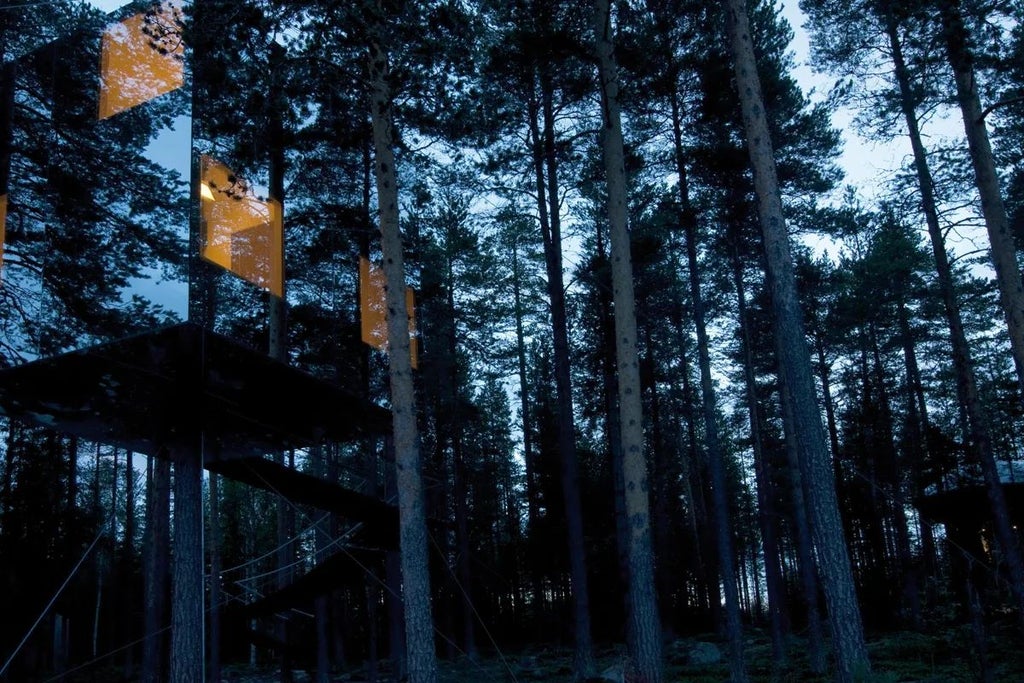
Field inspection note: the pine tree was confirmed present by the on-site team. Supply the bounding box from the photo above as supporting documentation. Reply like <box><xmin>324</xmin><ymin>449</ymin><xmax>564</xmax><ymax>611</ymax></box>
<box><xmin>723</xmin><ymin>0</ymin><xmax>871</xmax><ymax>680</ymax></box>
<box><xmin>592</xmin><ymin>0</ymin><xmax>663</xmax><ymax>680</ymax></box>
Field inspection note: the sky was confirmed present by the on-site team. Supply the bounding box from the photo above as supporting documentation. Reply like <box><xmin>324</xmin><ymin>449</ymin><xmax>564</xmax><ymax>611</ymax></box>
<box><xmin>780</xmin><ymin>1</ymin><xmax>913</xmax><ymax>204</ymax></box>
<box><xmin>777</xmin><ymin>1</ymin><xmax>996</xmax><ymax>270</ymax></box>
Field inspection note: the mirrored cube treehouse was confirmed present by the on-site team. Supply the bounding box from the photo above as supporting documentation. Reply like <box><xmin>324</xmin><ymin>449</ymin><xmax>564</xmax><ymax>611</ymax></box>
<box><xmin>0</xmin><ymin>0</ymin><xmax>395</xmax><ymax>484</ymax></box>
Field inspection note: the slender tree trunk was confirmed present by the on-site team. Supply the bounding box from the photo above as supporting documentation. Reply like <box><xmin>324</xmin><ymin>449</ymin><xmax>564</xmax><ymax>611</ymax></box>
<box><xmin>896</xmin><ymin>299</ymin><xmax>939</xmax><ymax>585</ymax></box>
<box><xmin>454</xmin><ymin>429</ymin><xmax>476</xmax><ymax>658</ymax></box>
<box><xmin>141</xmin><ymin>454</ymin><xmax>169</xmax><ymax>683</ymax></box>
<box><xmin>387</xmin><ymin>548</ymin><xmax>407</xmax><ymax>683</ymax></box>
<box><xmin>367</xmin><ymin>10</ymin><xmax>437</xmax><ymax>681</ymax></box>
<box><xmin>869</xmin><ymin>331</ymin><xmax>922</xmax><ymax>628</ymax></box>
<box><xmin>724</xmin><ymin>2</ymin><xmax>870</xmax><ymax>680</ymax></box>
<box><xmin>593</xmin><ymin>2</ymin><xmax>662</xmax><ymax>679</ymax></box>
<box><xmin>308</xmin><ymin>449</ymin><xmax>332</xmax><ymax>683</ymax></box>
<box><xmin>93</xmin><ymin>444</ymin><xmax>103</xmax><ymax>660</ymax></box>
<box><xmin>530</xmin><ymin>64</ymin><xmax>595</xmax><ymax>678</ymax></box>
<box><xmin>670</xmin><ymin>90</ymin><xmax>747</xmax><ymax>683</ymax></box>
<box><xmin>444</xmin><ymin>258</ymin><xmax>476</xmax><ymax>660</ymax></box>
<box><xmin>936</xmin><ymin>0</ymin><xmax>1024</xmax><ymax>622</ymax></box>
<box><xmin>110</xmin><ymin>448</ymin><xmax>120</xmax><ymax>658</ymax></box>
<box><xmin>208</xmin><ymin>472</ymin><xmax>222</xmax><ymax>683</ymax></box>
<box><xmin>511</xmin><ymin>237</ymin><xmax>546</xmax><ymax>621</ymax></box>
<box><xmin>1</xmin><ymin>423</ymin><xmax>15</xmax><ymax>525</ymax></box>
<box><xmin>886</xmin><ymin>14</ymin><xmax>1024</xmax><ymax>627</ymax></box>
<box><xmin>314</xmin><ymin>592</ymin><xmax>330</xmax><ymax>683</ymax></box>
<box><xmin>666</xmin><ymin>271</ymin><xmax>713</xmax><ymax>619</ymax></box>
<box><xmin>731</xmin><ymin>246</ymin><xmax>789</xmax><ymax>670</ymax></box>
<box><xmin>276</xmin><ymin>451</ymin><xmax>293</xmax><ymax>683</ymax></box>
<box><xmin>813</xmin><ymin>337</ymin><xmax>842</xmax><ymax>466</ymax></box>
<box><xmin>124</xmin><ymin>452</ymin><xmax>135</xmax><ymax>553</ymax></box>
<box><xmin>171</xmin><ymin>447</ymin><xmax>204</xmax><ymax>683</ymax></box>
<box><xmin>111</xmin><ymin>448</ymin><xmax>118</xmax><ymax>539</ymax></box>
<box><xmin>776</xmin><ymin>359</ymin><xmax>828</xmax><ymax>675</ymax></box>
<box><xmin>595</xmin><ymin>220</ymin><xmax>634</xmax><ymax>642</ymax></box>
<box><xmin>266</xmin><ymin>44</ymin><xmax>294</xmax><ymax>681</ymax></box>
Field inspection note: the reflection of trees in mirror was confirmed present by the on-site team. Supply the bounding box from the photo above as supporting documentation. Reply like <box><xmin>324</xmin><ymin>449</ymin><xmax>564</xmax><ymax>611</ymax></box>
<box><xmin>200</xmin><ymin>154</ymin><xmax>283</xmax><ymax>298</ymax></box>
<box><xmin>140</xmin><ymin>1</ymin><xmax>185</xmax><ymax>57</ymax></box>
<box><xmin>1</xmin><ymin>13</ymin><xmax>189</xmax><ymax>366</ymax></box>
<box><xmin>98</xmin><ymin>1</ymin><xmax>184</xmax><ymax>120</ymax></box>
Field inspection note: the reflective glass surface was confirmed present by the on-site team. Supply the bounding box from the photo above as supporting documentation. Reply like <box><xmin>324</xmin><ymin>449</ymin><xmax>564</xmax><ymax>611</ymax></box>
<box><xmin>1</xmin><ymin>2</ymin><xmax>190</xmax><ymax>365</ymax></box>
<box><xmin>1</xmin><ymin>1</ymin><xmax>385</xmax><ymax>389</ymax></box>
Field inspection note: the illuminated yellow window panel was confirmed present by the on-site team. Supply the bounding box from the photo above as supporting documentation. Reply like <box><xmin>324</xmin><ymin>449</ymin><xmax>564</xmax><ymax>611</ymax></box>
<box><xmin>359</xmin><ymin>256</ymin><xmax>418</xmax><ymax>369</ymax></box>
<box><xmin>98</xmin><ymin>1</ymin><xmax>184</xmax><ymax>120</ymax></box>
<box><xmin>200</xmin><ymin>155</ymin><xmax>283</xmax><ymax>297</ymax></box>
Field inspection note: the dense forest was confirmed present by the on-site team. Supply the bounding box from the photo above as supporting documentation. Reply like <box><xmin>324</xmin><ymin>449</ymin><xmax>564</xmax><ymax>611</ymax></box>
<box><xmin>1</xmin><ymin>0</ymin><xmax>1023</xmax><ymax>681</ymax></box>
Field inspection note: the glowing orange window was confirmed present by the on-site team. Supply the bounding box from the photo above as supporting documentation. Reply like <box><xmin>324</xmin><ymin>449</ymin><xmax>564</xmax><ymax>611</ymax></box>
<box><xmin>360</xmin><ymin>256</ymin><xmax>418</xmax><ymax>369</ymax></box>
<box><xmin>200</xmin><ymin>155</ymin><xmax>283</xmax><ymax>297</ymax></box>
<box><xmin>98</xmin><ymin>1</ymin><xmax>185</xmax><ymax>120</ymax></box>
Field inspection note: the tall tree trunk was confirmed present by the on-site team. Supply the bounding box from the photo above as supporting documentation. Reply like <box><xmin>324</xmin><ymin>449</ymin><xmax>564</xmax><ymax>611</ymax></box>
<box><xmin>141</xmin><ymin>455</ymin><xmax>170</xmax><ymax>683</ymax></box>
<box><xmin>386</xmin><ymin>548</ymin><xmax>407</xmax><ymax>683</ymax></box>
<box><xmin>1</xmin><ymin>423</ymin><xmax>15</xmax><ymax>525</ymax></box>
<box><xmin>937</xmin><ymin>0</ymin><xmax>1024</xmax><ymax>402</ymax></box>
<box><xmin>367</xmin><ymin>9</ymin><xmax>437</xmax><ymax>681</ymax></box>
<box><xmin>267</xmin><ymin>42</ymin><xmax>294</xmax><ymax>682</ymax></box>
<box><xmin>776</xmin><ymin>353</ymin><xmax>828</xmax><ymax>675</ymax></box>
<box><xmin>896</xmin><ymin>298</ymin><xmax>939</xmax><ymax>583</ymax></box>
<box><xmin>531</xmin><ymin>64</ymin><xmax>595</xmax><ymax>678</ymax></box>
<box><xmin>813</xmin><ymin>336</ymin><xmax>843</xmax><ymax>467</ymax></box>
<box><xmin>171</xmin><ymin>448</ymin><xmax>204</xmax><ymax>683</ymax></box>
<box><xmin>666</xmin><ymin>270</ymin><xmax>713</xmax><ymax>619</ymax></box>
<box><xmin>92</xmin><ymin>443</ymin><xmax>103</xmax><ymax>660</ymax></box>
<box><xmin>723</xmin><ymin>2</ymin><xmax>870</xmax><ymax>680</ymax></box>
<box><xmin>445</xmin><ymin>257</ymin><xmax>476</xmax><ymax>660</ymax></box>
<box><xmin>670</xmin><ymin>86</ymin><xmax>747</xmax><ymax>683</ymax></box>
<box><xmin>511</xmin><ymin>236</ymin><xmax>546</xmax><ymax>621</ymax></box>
<box><xmin>124</xmin><ymin>452</ymin><xmax>134</xmax><ymax>554</ymax></box>
<box><xmin>731</xmin><ymin>245</ymin><xmax>789</xmax><ymax>669</ymax></box>
<box><xmin>208</xmin><ymin>472</ymin><xmax>222</xmax><ymax>683</ymax></box>
<box><xmin>593</xmin><ymin>217</ymin><xmax>635</xmax><ymax>641</ymax></box>
<box><xmin>593</xmin><ymin>2</ymin><xmax>662</xmax><ymax>680</ymax></box>
<box><xmin>885</xmin><ymin>14</ymin><xmax>1024</xmax><ymax>627</ymax></box>
<box><xmin>276</xmin><ymin>451</ymin><xmax>293</xmax><ymax>683</ymax></box>
<box><xmin>869</xmin><ymin>331</ymin><xmax>922</xmax><ymax>628</ymax></box>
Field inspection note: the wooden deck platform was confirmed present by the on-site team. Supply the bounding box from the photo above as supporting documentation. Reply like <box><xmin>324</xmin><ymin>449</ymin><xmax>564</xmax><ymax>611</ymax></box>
<box><xmin>0</xmin><ymin>321</ymin><xmax>391</xmax><ymax>460</ymax></box>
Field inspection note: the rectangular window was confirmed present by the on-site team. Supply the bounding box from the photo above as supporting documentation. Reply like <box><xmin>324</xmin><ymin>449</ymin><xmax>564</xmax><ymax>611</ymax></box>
<box><xmin>200</xmin><ymin>154</ymin><xmax>283</xmax><ymax>297</ymax></box>
<box><xmin>98</xmin><ymin>1</ymin><xmax>185</xmax><ymax>120</ymax></box>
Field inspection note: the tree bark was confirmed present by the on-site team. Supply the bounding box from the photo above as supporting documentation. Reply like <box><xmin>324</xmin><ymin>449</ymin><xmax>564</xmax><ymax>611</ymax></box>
<box><xmin>595</xmin><ymin>221</ymin><xmax>632</xmax><ymax>643</ymax></box>
<box><xmin>171</xmin><ymin>448</ymin><xmax>204</xmax><ymax>683</ymax></box>
<box><xmin>141</xmin><ymin>454</ymin><xmax>169</xmax><ymax>683</ymax></box>
<box><xmin>723</xmin><ymin>1</ymin><xmax>870</xmax><ymax>680</ymax></box>
<box><xmin>208</xmin><ymin>472</ymin><xmax>222</xmax><ymax>683</ymax></box>
<box><xmin>731</xmin><ymin>245</ymin><xmax>789</xmax><ymax>670</ymax></box>
<box><xmin>530</xmin><ymin>62</ymin><xmax>595</xmax><ymax>678</ymax></box>
<box><xmin>510</xmin><ymin>234</ymin><xmax>546</xmax><ymax>620</ymax></box>
<box><xmin>593</xmin><ymin>1</ymin><xmax>663</xmax><ymax>680</ymax></box>
<box><xmin>367</xmin><ymin>9</ymin><xmax>437</xmax><ymax>681</ymax></box>
<box><xmin>267</xmin><ymin>45</ymin><xmax>294</xmax><ymax>680</ymax></box>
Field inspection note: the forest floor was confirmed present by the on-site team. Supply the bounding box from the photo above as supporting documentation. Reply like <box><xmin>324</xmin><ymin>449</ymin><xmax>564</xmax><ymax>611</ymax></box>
<box><xmin>215</xmin><ymin>623</ymin><xmax>1024</xmax><ymax>682</ymax></box>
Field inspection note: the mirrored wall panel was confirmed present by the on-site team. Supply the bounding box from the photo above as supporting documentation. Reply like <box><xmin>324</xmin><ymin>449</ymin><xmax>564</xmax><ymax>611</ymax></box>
<box><xmin>0</xmin><ymin>1</ymin><xmax>191</xmax><ymax>365</ymax></box>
